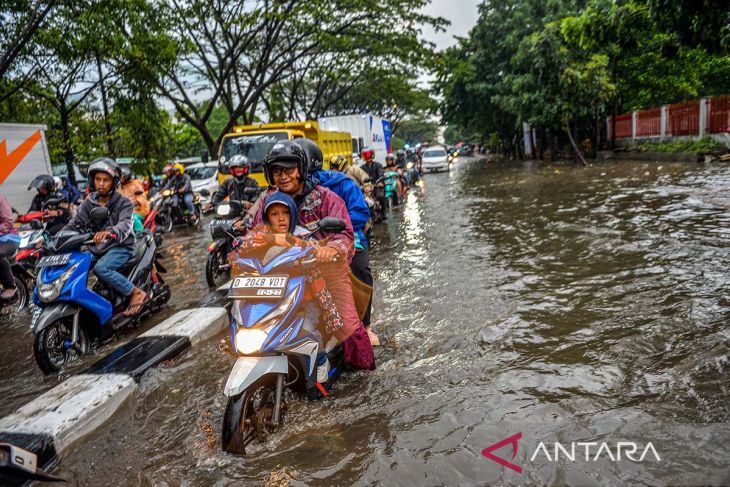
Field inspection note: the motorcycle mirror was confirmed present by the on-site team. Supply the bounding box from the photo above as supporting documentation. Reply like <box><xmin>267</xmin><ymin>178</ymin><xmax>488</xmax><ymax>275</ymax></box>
<box><xmin>89</xmin><ymin>206</ymin><xmax>110</xmax><ymax>223</ymax></box>
<box><xmin>29</xmin><ymin>219</ymin><xmax>43</xmax><ymax>230</ymax></box>
<box><xmin>318</xmin><ymin>217</ymin><xmax>345</xmax><ymax>233</ymax></box>
<box><xmin>199</xmin><ymin>189</ymin><xmax>210</xmax><ymax>197</ymax></box>
<box><xmin>42</xmin><ymin>198</ymin><xmax>63</xmax><ymax>208</ymax></box>
<box><xmin>0</xmin><ymin>442</ymin><xmax>65</xmax><ymax>482</ymax></box>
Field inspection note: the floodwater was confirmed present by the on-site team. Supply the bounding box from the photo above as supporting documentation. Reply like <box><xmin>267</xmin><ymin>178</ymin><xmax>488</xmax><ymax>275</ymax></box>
<box><xmin>7</xmin><ymin>156</ymin><xmax>730</xmax><ymax>485</ymax></box>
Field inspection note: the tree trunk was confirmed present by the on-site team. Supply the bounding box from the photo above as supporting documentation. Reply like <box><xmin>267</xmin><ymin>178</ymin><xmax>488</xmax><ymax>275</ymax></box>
<box><xmin>610</xmin><ymin>56</ymin><xmax>618</xmax><ymax>150</ymax></box>
<box><xmin>60</xmin><ymin>105</ymin><xmax>76</xmax><ymax>185</ymax></box>
<box><xmin>566</xmin><ymin>124</ymin><xmax>587</xmax><ymax>166</ymax></box>
<box><xmin>95</xmin><ymin>52</ymin><xmax>114</xmax><ymax>156</ymax></box>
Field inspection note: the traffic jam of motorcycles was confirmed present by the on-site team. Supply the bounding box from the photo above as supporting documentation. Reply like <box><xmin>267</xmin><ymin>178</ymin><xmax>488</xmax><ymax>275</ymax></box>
<box><xmin>0</xmin><ymin>123</ymin><xmax>461</xmax><ymax>481</ymax></box>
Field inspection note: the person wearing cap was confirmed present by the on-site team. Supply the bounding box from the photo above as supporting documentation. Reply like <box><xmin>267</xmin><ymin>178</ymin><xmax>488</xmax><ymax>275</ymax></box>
<box><xmin>249</xmin><ymin>141</ymin><xmax>375</xmax><ymax>370</ymax></box>
<box><xmin>61</xmin><ymin>157</ymin><xmax>147</xmax><ymax>317</ymax></box>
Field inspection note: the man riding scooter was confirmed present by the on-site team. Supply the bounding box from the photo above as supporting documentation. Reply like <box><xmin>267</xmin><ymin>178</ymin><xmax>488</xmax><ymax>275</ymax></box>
<box><xmin>60</xmin><ymin>158</ymin><xmax>147</xmax><ymax>316</ymax></box>
<box><xmin>249</xmin><ymin>141</ymin><xmax>375</xmax><ymax>370</ymax></box>
<box><xmin>26</xmin><ymin>174</ymin><xmax>70</xmax><ymax>235</ymax></box>
<box><xmin>164</xmin><ymin>163</ymin><xmax>197</xmax><ymax>223</ymax></box>
<box><xmin>359</xmin><ymin>148</ymin><xmax>387</xmax><ymax>221</ymax></box>
<box><xmin>296</xmin><ymin>139</ymin><xmax>380</xmax><ymax>346</ymax></box>
<box><xmin>204</xmin><ymin>155</ymin><xmax>260</xmax><ymax>226</ymax></box>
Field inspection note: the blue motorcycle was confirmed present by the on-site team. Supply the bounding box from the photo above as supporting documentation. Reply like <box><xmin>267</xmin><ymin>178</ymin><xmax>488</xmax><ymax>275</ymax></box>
<box><xmin>221</xmin><ymin>217</ymin><xmax>346</xmax><ymax>454</ymax></box>
<box><xmin>31</xmin><ymin>207</ymin><xmax>171</xmax><ymax>373</ymax></box>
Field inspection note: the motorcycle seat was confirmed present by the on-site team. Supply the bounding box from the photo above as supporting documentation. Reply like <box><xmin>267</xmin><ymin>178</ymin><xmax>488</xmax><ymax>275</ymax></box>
<box><xmin>119</xmin><ymin>232</ymin><xmax>152</xmax><ymax>275</ymax></box>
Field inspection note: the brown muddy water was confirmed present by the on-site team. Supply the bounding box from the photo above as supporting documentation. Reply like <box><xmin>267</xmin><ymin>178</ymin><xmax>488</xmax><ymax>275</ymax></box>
<box><xmin>4</xmin><ymin>156</ymin><xmax>729</xmax><ymax>485</ymax></box>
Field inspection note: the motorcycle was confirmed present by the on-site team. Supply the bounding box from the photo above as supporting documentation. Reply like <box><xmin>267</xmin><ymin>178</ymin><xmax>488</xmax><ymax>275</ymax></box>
<box><xmin>155</xmin><ymin>188</ymin><xmax>202</xmax><ymax>233</ymax></box>
<box><xmin>4</xmin><ymin>218</ymin><xmax>47</xmax><ymax>311</ymax></box>
<box><xmin>30</xmin><ymin>207</ymin><xmax>171</xmax><ymax>373</ymax></box>
<box><xmin>220</xmin><ymin>217</ymin><xmax>347</xmax><ymax>454</ymax></box>
<box><xmin>204</xmin><ymin>189</ymin><xmax>265</xmax><ymax>288</ymax></box>
<box><xmin>405</xmin><ymin>161</ymin><xmax>421</xmax><ymax>188</ymax></box>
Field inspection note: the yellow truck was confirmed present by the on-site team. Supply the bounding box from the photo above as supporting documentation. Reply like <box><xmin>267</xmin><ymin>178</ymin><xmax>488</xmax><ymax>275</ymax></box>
<box><xmin>217</xmin><ymin>121</ymin><xmax>352</xmax><ymax>187</ymax></box>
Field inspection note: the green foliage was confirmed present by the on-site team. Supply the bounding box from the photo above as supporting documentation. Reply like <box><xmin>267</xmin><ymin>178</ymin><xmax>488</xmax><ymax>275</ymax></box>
<box><xmin>438</xmin><ymin>0</ymin><xmax>730</xmax><ymax>158</ymax></box>
<box><xmin>637</xmin><ymin>136</ymin><xmax>726</xmax><ymax>153</ymax></box>
<box><xmin>397</xmin><ymin>119</ymin><xmax>439</xmax><ymax>145</ymax></box>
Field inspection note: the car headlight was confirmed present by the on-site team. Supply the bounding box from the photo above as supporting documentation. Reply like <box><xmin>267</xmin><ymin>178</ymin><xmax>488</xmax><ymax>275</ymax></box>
<box><xmin>37</xmin><ymin>263</ymin><xmax>79</xmax><ymax>303</ymax></box>
<box><xmin>235</xmin><ymin>328</ymin><xmax>268</xmax><ymax>354</ymax></box>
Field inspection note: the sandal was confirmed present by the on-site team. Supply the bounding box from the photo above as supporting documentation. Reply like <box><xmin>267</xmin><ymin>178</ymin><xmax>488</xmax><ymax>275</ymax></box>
<box><xmin>366</xmin><ymin>326</ymin><xmax>381</xmax><ymax>347</ymax></box>
<box><xmin>123</xmin><ymin>294</ymin><xmax>150</xmax><ymax>317</ymax></box>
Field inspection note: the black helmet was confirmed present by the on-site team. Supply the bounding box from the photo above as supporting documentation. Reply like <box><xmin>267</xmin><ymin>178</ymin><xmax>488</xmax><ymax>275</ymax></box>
<box><xmin>228</xmin><ymin>155</ymin><xmax>250</xmax><ymax>182</ymax></box>
<box><xmin>28</xmin><ymin>174</ymin><xmax>55</xmax><ymax>194</ymax></box>
<box><xmin>120</xmin><ymin>166</ymin><xmax>132</xmax><ymax>183</ymax></box>
<box><xmin>87</xmin><ymin>157</ymin><xmax>121</xmax><ymax>192</ymax></box>
<box><xmin>263</xmin><ymin>140</ymin><xmax>307</xmax><ymax>186</ymax></box>
<box><xmin>396</xmin><ymin>149</ymin><xmax>406</xmax><ymax>159</ymax></box>
<box><xmin>385</xmin><ymin>153</ymin><xmax>395</xmax><ymax>165</ymax></box>
<box><xmin>293</xmin><ymin>138</ymin><xmax>323</xmax><ymax>172</ymax></box>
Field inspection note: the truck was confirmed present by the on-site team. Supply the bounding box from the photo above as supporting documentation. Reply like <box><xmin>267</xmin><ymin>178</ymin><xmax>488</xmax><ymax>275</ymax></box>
<box><xmin>217</xmin><ymin>121</ymin><xmax>352</xmax><ymax>187</ymax></box>
<box><xmin>318</xmin><ymin>114</ymin><xmax>392</xmax><ymax>165</ymax></box>
<box><xmin>0</xmin><ymin>123</ymin><xmax>53</xmax><ymax>212</ymax></box>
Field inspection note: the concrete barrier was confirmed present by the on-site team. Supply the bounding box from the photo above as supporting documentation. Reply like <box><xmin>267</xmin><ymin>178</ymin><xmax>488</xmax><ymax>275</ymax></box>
<box><xmin>0</xmin><ymin>306</ymin><xmax>227</xmax><ymax>479</ymax></box>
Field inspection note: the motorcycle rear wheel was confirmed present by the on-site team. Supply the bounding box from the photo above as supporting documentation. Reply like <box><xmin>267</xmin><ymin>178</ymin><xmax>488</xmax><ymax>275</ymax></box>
<box><xmin>33</xmin><ymin>317</ymin><xmax>89</xmax><ymax>374</ymax></box>
<box><xmin>221</xmin><ymin>375</ymin><xmax>281</xmax><ymax>454</ymax></box>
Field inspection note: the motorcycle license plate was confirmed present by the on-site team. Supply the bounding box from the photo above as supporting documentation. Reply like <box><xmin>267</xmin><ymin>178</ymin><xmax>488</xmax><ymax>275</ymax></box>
<box><xmin>228</xmin><ymin>275</ymin><xmax>288</xmax><ymax>299</ymax></box>
<box><xmin>37</xmin><ymin>253</ymin><xmax>71</xmax><ymax>267</ymax></box>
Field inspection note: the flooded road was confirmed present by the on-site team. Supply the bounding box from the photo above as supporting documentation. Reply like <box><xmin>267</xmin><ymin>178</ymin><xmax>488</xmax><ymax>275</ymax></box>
<box><xmin>0</xmin><ymin>224</ymin><xmax>217</xmax><ymax>418</ymax></box>
<box><xmin>8</xmin><ymin>156</ymin><xmax>730</xmax><ymax>485</ymax></box>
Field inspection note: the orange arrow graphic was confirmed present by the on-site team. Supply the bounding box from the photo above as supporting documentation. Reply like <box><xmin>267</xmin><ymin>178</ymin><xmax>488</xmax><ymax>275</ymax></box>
<box><xmin>0</xmin><ymin>130</ymin><xmax>42</xmax><ymax>185</ymax></box>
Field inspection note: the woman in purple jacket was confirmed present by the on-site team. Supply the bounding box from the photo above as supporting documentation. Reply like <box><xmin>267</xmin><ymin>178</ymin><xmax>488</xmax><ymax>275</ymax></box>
<box><xmin>0</xmin><ymin>196</ymin><xmax>20</xmax><ymax>300</ymax></box>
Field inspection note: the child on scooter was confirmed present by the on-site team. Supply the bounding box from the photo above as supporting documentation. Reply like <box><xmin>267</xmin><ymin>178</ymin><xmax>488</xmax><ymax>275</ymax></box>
<box><xmin>230</xmin><ymin>192</ymin><xmax>348</xmax><ymax>341</ymax></box>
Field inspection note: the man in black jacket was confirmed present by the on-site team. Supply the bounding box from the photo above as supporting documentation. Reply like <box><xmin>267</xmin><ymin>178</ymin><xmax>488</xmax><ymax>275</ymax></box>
<box><xmin>61</xmin><ymin>158</ymin><xmax>146</xmax><ymax>316</ymax></box>
<box><xmin>206</xmin><ymin>155</ymin><xmax>260</xmax><ymax>214</ymax></box>
<box><xmin>359</xmin><ymin>148</ymin><xmax>387</xmax><ymax>221</ymax></box>
<box><xmin>27</xmin><ymin>174</ymin><xmax>70</xmax><ymax>235</ymax></box>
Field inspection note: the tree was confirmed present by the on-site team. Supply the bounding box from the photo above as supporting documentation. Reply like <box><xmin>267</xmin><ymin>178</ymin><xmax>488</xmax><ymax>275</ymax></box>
<box><xmin>0</xmin><ymin>0</ymin><xmax>59</xmax><ymax>100</ymax></box>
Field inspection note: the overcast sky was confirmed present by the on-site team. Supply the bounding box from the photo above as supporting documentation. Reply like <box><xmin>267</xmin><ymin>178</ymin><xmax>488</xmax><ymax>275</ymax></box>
<box><xmin>421</xmin><ymin>0</ymin><xmax>482</xmax><ymax>51</ymax></box>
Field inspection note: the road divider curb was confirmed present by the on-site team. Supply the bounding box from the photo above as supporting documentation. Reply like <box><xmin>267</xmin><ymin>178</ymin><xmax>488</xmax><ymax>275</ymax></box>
<box><xmin>0</xmin><ymin>306</ymin><xmax>227</xmax><ymax>479</ymax></box>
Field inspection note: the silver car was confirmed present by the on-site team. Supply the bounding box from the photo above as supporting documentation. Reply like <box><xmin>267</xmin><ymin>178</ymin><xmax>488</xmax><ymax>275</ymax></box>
<box><xmin>421</xmin><ymin>147</ymin><xmax>450</xmax><ymax>172</ymax></box>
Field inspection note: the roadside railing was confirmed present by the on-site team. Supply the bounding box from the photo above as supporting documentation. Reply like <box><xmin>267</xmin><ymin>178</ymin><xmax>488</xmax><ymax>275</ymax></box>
<box><xmin>607</xmin><ymin>96</ymin><xmax>730</xmax><ymax>140</ymax></box>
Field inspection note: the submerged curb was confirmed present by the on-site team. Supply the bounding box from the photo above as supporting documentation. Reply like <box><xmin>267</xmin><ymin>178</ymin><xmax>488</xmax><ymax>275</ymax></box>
<box><xmin>0</xmin><ymin>306</ymin><xmax>227</xmax><ymax>478</ymax></box>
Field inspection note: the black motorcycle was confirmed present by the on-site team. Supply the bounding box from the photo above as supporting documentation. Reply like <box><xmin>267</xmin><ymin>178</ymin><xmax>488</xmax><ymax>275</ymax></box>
<box><xmin>204</xmin><ymin>191</ymin><xmax>262</xmax><ymax>288</ymax></box>
<box><xmin>155</xmin><ymin>187</ymin><xmax>202</xmax><ymax>233</ymax></box>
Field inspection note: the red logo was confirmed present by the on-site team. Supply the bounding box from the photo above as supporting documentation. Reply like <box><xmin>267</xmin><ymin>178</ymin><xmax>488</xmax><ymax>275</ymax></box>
<box><xmin>482</xmin><ymin>432</ymin><xmax>523</xmax><ymax>474</ymax></box>
<box><xmin>0</xmin><ymin>130</ymin><xmax>41</xmax><ymax>185</ymax></box>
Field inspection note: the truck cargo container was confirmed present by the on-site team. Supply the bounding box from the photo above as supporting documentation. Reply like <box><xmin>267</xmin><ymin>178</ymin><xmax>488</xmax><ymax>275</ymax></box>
<box><xmin>217</xmin><ymin>121</ymin><xmax>351</xmax><ymax>187</ymax></box>
<box><xmin>318</xmin><ymin>114</ymin><xmax>392</xmax><ymax>165</ymax></box>
<box><xmin>0</xmin><ymin>123</ymin><xmax>53</xmax><ymax>212</ymax></box>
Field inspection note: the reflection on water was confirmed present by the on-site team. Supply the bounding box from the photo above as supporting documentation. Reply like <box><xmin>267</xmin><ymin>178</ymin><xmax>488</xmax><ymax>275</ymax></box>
<box><xmin>51</xmin><ymin>158</ymin><xmax>730</xmax><ymax>485</ymax></box>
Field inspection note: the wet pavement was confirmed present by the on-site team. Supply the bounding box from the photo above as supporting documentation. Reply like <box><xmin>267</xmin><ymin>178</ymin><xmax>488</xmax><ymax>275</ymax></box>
<box><xmin>4</xmin><ymin>156</ymin><xmax>730</xmax><ymax>485</ymax></box>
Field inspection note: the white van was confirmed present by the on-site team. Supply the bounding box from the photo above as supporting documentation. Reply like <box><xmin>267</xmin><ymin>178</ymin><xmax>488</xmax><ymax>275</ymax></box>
<box><xmin>421</xmin><ymin>146</ymin><xmax>450</xmax><ymax>173</ymax></box>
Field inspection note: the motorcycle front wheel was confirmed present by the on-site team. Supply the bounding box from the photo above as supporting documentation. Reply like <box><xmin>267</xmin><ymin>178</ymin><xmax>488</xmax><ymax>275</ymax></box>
<box><xmin>222</xmin><ymin>374</ymin><xmax>281</xmax><ymax>454</ymax></box>
<box><xmin>33</xmin><ymin>317</ymin><xmax>89</xmax><ymax>374</ymax></box>
<box><xmin>205</xmin><ymin>246</ymin><xmax>230</xmax><ymax>288</ymax></box>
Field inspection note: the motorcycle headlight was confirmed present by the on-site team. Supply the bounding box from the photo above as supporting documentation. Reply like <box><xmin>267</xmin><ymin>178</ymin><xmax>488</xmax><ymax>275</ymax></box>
<box><xmin>235</xmin><ymin>328</ymin><xmax>268</xmax><ymax>355</ymax></box>
<box><xmin>407</xmin><ymin>162</ymin><xmax>414</xmax><ymax>169</ymax></box>
<box><xmin>162</xmin><ymin>189</ymin><xmax>173</xmax><ymax>197</ymax></box>
<box><xmin>37</xmin><ymin>263</ymin><xmax>79</xmax><ymax>303</ymax></box>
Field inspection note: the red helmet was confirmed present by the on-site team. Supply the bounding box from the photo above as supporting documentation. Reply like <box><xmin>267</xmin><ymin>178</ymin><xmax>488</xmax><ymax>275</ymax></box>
<box><xmin>361</xmin><ymin>148</ymin><xmax>375</xmax><ymax>162</ymax></box>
